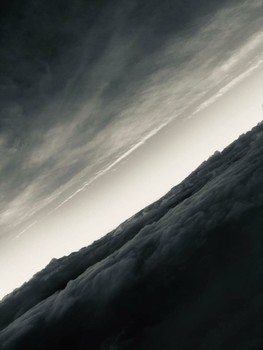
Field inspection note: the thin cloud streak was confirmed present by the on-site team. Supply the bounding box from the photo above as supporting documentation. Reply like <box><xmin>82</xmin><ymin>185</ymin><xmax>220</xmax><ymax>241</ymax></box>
<box><xmin>192</xmin><ymin>55</ymin><xmax>263</xmax><ymax>117</ymax></box>
<box><xmin>15</xmin><ymin>120</ymin><xmax>172</xmax><ymax>239</ymax></box>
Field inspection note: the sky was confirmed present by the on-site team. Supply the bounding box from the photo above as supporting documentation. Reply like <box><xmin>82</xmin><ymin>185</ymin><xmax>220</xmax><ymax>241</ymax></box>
<box><xmin>0</xmin><ymin>0</ymin><xmax>263</xmax><ymax>300</ymax></box>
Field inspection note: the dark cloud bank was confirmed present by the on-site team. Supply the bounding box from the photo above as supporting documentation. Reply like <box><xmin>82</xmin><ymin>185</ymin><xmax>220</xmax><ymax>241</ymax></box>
<box><xmin>1</xmin><ymin>121</ymin><xmax>263</xmax><ymax>349</ymax></box>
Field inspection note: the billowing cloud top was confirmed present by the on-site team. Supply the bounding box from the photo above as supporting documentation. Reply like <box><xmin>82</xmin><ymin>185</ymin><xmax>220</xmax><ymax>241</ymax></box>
<box><xmin>0</xmin><ymin>0</ymin><xmax>263</xmax><ymax>239</ymax></box>
<box><xmin>0</xmin><ymin>121</ymin><xmax>263</xmax><ymax>349</ymax></box>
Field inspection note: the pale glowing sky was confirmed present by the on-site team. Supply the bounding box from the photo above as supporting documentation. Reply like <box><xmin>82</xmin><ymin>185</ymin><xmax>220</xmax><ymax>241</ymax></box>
<box><xmin>0</xmin><ymin>0</ymin><xmax>263</xmax><ymax>300</ymax></box>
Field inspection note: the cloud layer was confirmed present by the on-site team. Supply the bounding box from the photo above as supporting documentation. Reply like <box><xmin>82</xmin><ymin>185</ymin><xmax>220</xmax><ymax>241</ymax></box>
<box><xmin>0</xmin><ymin>121</ymin><xmax>263</xmax><ymax>349</ymax></box>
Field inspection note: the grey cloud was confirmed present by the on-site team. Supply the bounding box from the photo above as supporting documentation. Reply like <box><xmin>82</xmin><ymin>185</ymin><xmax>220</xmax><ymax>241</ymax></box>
<box><xmin>0</xmin><ymin>122</ymin><xmax>263</xmax><ymax>349</ymax></box>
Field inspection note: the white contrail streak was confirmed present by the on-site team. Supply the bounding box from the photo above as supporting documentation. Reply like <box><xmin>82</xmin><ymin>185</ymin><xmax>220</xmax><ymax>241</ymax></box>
<box><xmin>49</xmin><ymin>120</ymin><xmax>172</xmax><ymax>213</ymax></box>
<box><xmin>191</xmin><ymin>57</ymin><xmax>263</xmax><ymax>117</ymax></box>
<box><xmin>15</xmin><ymin>120</ymin><xmax>172</xmax><ymax>239</ymax></box>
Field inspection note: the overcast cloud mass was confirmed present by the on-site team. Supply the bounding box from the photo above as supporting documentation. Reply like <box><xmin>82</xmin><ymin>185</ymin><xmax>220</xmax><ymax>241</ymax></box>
<box><xmin>1</xmin><ymin>121</ymin><xmax>263</xmax><ymax>349</ymax></box>
<box><xmin>0</xmin><ymin>0</ymin><xmax>263</xmax><ymax>239</ymax></box>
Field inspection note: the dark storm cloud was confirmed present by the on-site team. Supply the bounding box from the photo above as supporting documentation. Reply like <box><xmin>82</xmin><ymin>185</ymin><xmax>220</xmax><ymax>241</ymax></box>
<box><xmin>1</xmin><ymin>122</ymin><xmax>263</xmax><ymax>349</ymax></box>
<box><xmin>0</xmin><ymin>0</ymin><xmax>263</xmax><ymax>238</ymax></box>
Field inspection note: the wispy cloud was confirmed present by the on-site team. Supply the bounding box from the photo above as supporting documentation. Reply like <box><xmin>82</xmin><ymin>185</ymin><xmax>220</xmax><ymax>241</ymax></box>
<box><xmin>0</xmin><ymin>0</ymin><xmax>262</xmax><ymax>241</ymax></box>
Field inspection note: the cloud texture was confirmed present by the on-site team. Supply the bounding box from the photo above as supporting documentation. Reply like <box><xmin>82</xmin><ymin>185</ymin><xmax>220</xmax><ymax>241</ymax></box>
<box><xmin>0</xmin><ymin>121</ymin><xmax>263</xmax><ymax>349</ymax></box>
